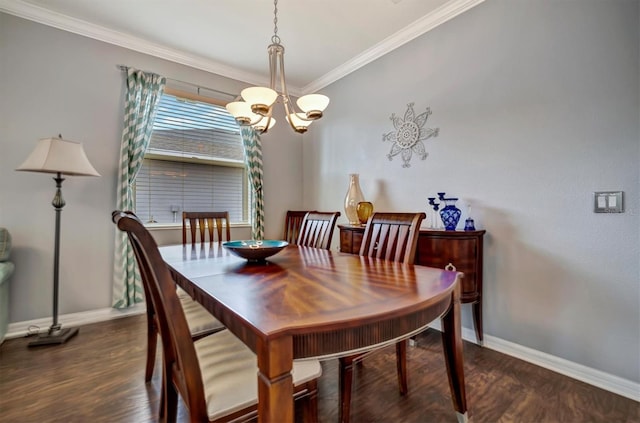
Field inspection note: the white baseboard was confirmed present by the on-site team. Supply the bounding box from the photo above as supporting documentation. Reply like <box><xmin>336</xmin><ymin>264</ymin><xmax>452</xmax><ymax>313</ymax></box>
<box><xmin>427</xmin><ymin>321</ymin><xmax>640</xmax><ymax>403</ymax></box>
<box><xmin>5</xmin><ymin>303</ymin><xmax>146</xmax><ymax>339</ymax></box>
<box><xmin>5</xmin><ymin>307</ymin><xmax>638</xmax><ymax>403</ymax></box>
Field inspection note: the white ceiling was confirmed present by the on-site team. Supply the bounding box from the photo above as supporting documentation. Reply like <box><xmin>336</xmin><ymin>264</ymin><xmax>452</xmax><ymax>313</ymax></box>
<box><xmin>0</xmin><ymin>0</ymin><xmax>484</xmax><ymax>94</ymax></box>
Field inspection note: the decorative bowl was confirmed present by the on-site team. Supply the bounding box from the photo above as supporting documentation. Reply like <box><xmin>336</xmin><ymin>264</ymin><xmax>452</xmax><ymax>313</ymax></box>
<box><xmin>222</xmin><ymin>240</ymin><xmax>289</xmax><ymax>262</ymax></box>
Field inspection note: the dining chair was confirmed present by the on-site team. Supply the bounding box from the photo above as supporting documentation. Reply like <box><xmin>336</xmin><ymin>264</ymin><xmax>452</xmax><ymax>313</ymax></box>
<box><xmin>297</xmin><ymin>211</ymin><xmax>341</xmax><ymax>250</ymax></box>
<box><xmin>113</xmin><ymin>211</ymin><xmax>322</xmax><ymax>422</ymax></box>
<box><xmin>182</xmin><ymin>211</ymin><xmax>231</xmax><ymax>245</ymax></box>
<box><xmin>118</xmin><ymin>211</ymin><xmax>225</xmax><ymax>384</ymax></box>
<box><xmin>284</xmin><ymin>210</ymin><xmax>314</xmax><ymax>244</ymax></box>
<box><xmin>339</xmin><ymin>211</ymin><xmax>426</xmax><ymax>423</ymax></box>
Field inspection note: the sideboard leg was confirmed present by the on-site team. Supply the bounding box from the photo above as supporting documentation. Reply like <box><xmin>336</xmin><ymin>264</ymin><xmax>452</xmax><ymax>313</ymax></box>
<box><xmin>472</xmin><ymin>300</ymin><xmax>483</xmax><ymax>345</ymax></box>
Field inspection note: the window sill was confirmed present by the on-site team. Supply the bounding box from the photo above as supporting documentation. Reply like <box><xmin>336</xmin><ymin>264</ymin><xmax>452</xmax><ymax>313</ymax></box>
<box><xmin>144</xmin><ymin>222</ymin><xmax>251</xmax><ymax>231</ymax></box>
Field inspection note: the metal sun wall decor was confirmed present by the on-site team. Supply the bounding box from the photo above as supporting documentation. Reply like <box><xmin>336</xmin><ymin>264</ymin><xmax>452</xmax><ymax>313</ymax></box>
<box><xmin>382</xmin><ymin>102</ymin><xmax>439</xmax><ymax>168</ymax></box>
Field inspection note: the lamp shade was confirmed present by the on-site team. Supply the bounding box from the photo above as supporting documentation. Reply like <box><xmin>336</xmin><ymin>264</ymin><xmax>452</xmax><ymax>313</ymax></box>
<box><xmin>287</xmin><ymin>113</ymin><xmax>312</xmax><ymax>130</ymax></box>
<box><xmin>253</xmin><ymin>117</ymin><xmax>276</xmax><ymax>132</ymax></box>
<box><xmin>297</xmin><ymin>94</ymin><xmax>330</xmax><ymax>113</ymax></box>
<box><xmin>226</xmin><ymin>101</ymin><xmax>260</xmax><ymax>124</ymax></box>
<box><xmin>16</xmin><ymin>136</ymin><xmax>100</xmax><ymax>176</ymax></box>
<box><xmin>241</xmin><ymin>87</ymin><xmax>278</xmax><ymax>109</ymax></box>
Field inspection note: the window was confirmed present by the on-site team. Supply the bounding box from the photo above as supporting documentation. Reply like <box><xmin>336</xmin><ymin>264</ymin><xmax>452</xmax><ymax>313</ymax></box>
<box><xmin>135</xmin><ymin>89</ymin><xmax>248</xmax><ymax>225</ymax></box>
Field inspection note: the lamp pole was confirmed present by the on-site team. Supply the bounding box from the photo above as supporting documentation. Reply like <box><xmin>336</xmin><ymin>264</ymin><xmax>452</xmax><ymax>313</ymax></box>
<box><xmin>50</xmin><ymin>172</ymin><xmax>65</xmax><ymax>333</ymax></box>
<box><xmin>28</xmin><ymin>172</ymin><xmax>80</xmax><ymax>346</ymax></box>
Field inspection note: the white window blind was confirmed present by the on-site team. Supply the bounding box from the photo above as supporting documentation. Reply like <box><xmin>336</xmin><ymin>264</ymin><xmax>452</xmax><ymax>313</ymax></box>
<box><xmin>135</xmin><ymin>92</ymin><xmax>248</xmax><ymax>224</ymax></box>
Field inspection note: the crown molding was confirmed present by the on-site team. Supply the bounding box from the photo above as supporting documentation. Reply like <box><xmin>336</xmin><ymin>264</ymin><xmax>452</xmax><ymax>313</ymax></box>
<box><xmin>0</xmin><ymin>0</ymin><xmax>483</xmax><ymax>96</ymax></box>
<box><xmin>304</xmin><ymin>0</ymin><xmax>485</xmax><ymax>93</ymax></box>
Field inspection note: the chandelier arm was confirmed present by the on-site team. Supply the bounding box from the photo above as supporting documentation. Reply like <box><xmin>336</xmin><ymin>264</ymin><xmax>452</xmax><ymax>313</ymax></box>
<box><xmin>281</xmin><ymin>97</ymin><xmax>303</xmax><ymax>133</ymax></box>
<box><xmin>277</xmin><ymin>49</ymin><xmax>314</xmax><ymax>123</ymax></box>
<box><xmin>269</xmin><ymin>45</ymin><xmax>278</xmax><ymax>91</ymax></box>
<box><xmin>257</xmin><ymin>109</ymin><xmax>273</xmax><ymax>134</ymax></box>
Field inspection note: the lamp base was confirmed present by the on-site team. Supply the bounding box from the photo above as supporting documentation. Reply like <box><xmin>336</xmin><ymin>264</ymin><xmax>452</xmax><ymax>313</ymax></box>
<box><xmin>28</xmin><ymin>327</ymin><xmax>79</xmax><ymax>347</ymax></box>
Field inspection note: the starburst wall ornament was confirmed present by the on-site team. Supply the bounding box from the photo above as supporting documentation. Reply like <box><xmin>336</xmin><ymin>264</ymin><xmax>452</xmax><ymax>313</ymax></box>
<box><xmin>382</xmin><ymin>103</ymin><xmax>439</xmax><ymax>168</ymax></box>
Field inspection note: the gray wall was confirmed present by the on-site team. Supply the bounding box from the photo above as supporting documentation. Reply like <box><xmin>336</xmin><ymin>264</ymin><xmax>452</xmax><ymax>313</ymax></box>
<box><xmin>303</xmin><ymin>0</ymin><xmax>640</xmax><ymax>382</ymax></box>
<box><xmin>1</xmin><ymin>0</ymin><xmax>638</xmax><ymax>387</ymax></box>
<box><xmin>0</xmin><ymin>13</ymin><xmax>304</xmax><ymax>323</ymax></box>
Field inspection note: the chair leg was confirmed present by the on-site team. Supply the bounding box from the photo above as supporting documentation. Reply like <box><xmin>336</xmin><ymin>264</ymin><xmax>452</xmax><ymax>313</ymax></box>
<box><xmin>158</xmin><ymin>353</ymin><xmax>166</xmax><ymax>419</ymax></box>
<box><xmin>164</xmin><ymin>376</ymin><xmax>178</xmax><ymax>423</ymax></box>
<box><xmin>145</xmin><ymin>316</ymin><xmax>157</xmax><ymax>382</ymax></box>
<box><xmin>396</xmin><ymin>340</ymin><xmax>408</xmax><ymax>395</ymax></box>
<box><xmin>301</xmin><ymin>380</ymin><xmax>319</xmax><ymax>423</ymax></box>
<box><xmin>339</xmin><ymin>355</ymin><xmax>355</xmax><ymax>423</ymax></box>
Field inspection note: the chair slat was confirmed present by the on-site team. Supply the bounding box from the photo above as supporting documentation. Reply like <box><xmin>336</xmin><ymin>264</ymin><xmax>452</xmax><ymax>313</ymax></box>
<box><xmin>297</xmin><ymin>211</ymin><xmax>341</xmax><ymax>250</ymax></box>
<box><xmin>182</xmin><ymin>212</ymin><xmax>231</xmax><ymax>245</ymax></box>
<box><xmin>284</xmin><ymin>210</ymin><xmax>314</xmax><ymax>244</ymax></box>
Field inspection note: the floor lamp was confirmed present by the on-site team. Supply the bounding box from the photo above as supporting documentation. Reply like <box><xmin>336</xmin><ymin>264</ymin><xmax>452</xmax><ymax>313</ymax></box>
<box><xmin>16</xmin><ymin>135</ymin><xmax>100</xmax><ymax>347</ymax></box>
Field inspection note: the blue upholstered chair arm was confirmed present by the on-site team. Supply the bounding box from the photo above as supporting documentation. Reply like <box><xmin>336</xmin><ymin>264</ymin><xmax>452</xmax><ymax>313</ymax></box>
<box><xmin>0</xmin><ymin>227</ymin><xmax>12</xmax><ymax>343</ymax></box>
<box><xmin>0</xmin><ymin>261</ymin><xmax>14</xmax><ymax>284</ymax></box>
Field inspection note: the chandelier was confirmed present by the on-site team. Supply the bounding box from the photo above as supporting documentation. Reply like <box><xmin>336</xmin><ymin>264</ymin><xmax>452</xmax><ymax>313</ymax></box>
<box><xmin>226</xmin><ymin>0</ymin><xmax>329</xmax><ymax>134</ymax></box>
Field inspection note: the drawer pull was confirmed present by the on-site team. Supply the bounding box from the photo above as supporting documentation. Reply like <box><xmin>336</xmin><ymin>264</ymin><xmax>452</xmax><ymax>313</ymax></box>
<box><xmin>445</xmin><ymin>263</ymin><xmax>457</xmax><ymax>272</ymax></box>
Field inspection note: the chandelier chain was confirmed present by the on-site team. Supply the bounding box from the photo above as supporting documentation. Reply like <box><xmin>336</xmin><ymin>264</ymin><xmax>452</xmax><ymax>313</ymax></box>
<box><xmin>271</xmin><ymin>0</ymin><xmax>280</xmax><ymax>44</ymax></box>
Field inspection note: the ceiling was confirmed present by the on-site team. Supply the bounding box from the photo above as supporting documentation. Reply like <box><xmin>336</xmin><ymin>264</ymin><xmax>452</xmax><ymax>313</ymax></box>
<box><xmin>0</xmin><ymin>0</ymin><xmax>483</xmax><ymax>94</ymax></box>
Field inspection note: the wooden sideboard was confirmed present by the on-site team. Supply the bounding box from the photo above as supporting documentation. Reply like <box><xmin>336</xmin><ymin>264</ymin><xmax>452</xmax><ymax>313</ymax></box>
<box><xmin>339</xmin><ymin>224</ymin><xmax>486</xmax><ymax>343</ymax></box>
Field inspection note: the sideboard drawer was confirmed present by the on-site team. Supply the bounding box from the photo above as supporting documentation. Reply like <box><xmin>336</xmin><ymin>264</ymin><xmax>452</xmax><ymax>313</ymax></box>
<box><xmin>416</xmin><ymin>235</ymin><xmax>479</xmax><ymax>302</ymax></box>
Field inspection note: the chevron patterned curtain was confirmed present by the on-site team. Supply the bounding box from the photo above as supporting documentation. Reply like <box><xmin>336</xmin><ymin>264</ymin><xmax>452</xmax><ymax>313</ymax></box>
<box><xmin>241</xmin><ymin>127</ymin><xmax>265</xmax><ymax>240</ymax></box>
<box><xmin>112</xmin><ymin>69</ymin><xmax>166</xmax><ymax>309</ymax></box>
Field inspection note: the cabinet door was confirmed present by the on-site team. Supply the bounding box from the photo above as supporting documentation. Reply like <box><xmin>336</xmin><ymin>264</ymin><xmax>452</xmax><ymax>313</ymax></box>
<box><xmin>352</xmin><ymin>232</ymin><xmax>363</xmax><ymax>254</ymax></box>
<box><xmin>416</xmin><ymin>236</ymin><xmax>479</xmax><ymax>301</ymax></box>
<box><xmin>339</xmin><ymin>228</ymin><xmax>364</xmax><ymax>254</ymax></box>
<box><xmin>339</xmin><ymin>230</ymin><xmax>353</xmax><ymax>253</ymax></box>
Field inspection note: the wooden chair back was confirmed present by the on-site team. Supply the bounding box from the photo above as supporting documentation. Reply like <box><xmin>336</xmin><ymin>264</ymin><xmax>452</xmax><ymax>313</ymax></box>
<box><xmin>113</xmin><ymin>211</ymin><xmax>210</xmax><ymax>420</ymax></box>
<box><xmin>297</xmin><ymin>211</ymin><xmax>341</xmax><ymax>250</ymax></box>
<box><xmin>182</xmin><ymin>211</ymin><xmax>231</xmax><ymax>245</ymax></box>
<box><xmin>284</xmin><ymin>210</ymin><xmax>314</xmax><ymax>244</ymax></box>
<box><xmin>359</xmin><ymin>212</ymin><xmax>426</xmax><ymax>264</ymax></box>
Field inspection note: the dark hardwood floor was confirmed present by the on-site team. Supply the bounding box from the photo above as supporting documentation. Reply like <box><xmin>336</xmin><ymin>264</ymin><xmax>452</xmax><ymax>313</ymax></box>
<box><xmin>0</xmin><ymin>315</ymin><xmax>637</xmax><ymax>422</ymax></box>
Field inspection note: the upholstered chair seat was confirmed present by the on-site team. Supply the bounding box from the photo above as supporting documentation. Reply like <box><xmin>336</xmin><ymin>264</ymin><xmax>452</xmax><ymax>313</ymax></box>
<box><xmin>179</xmin><ymin>294</ymin><xmax>225</xmax><ymax>337</ymax></box>
<box><xmin>196</xmin><ymin>329</ymin><xmax>322</xmax><ymax>420</ymax></box>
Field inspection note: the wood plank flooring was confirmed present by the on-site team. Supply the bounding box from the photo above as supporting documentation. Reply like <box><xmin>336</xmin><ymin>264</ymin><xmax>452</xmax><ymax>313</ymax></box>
<box><xmin>0</xmin><ymin>315</ymin><xmax>637</xmax><ymax>422</ymax></box>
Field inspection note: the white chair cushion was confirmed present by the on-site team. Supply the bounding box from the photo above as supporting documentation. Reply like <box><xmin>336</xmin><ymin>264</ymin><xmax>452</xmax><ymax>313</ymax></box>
<box><xmin>179</xmin><ymin>295</ymin><xmax>225</xmax><ymax>336</ymax></box>
<box><xmin>176</xmin><ymin>286</ymin><xmax>190</xmax><ymax>299</ymax></box>
<box><xmin>194</xmin><ymin>329</ymin><xmax>322</xmax><ymax>421</ymax></box>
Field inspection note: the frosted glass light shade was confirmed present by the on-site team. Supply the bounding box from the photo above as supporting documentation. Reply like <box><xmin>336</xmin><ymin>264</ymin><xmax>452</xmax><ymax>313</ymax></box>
<box><xmin>297</xmin><ymin>94</ymin><xmax>330</xmax><ymax>113</ymax></box>
<box><xmin>241</xmin><ymin>87</ymin><xmax>278</xmax><ymax>109</ymax></box>
<box><xmin>253</xmin><ymin>117</ymin><xmax>276</xmax><ymax>132</ymax></box>
<box><xmin>16</xmin><ymin>136</ymin><xmax>100</xmax><ymax>176</ymax></box>
<box><xmin>226</xmin><ymin>101</ymin><xmax>261</xmax><ymax>124</ymax></box>
<box><xmin>287</xmin><ymin>113</ymin><xmax>312</xmax><ymax>129</ymax></box>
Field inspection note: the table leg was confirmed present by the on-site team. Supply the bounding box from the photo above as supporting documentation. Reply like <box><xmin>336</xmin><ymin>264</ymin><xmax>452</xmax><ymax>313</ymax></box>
<box><xmin>441</xmin><ymin>279</ymin><xmax>468</xmax><ymax>421</ymax></box>
<box><xmin>257</xmin><ymin>336</ymin><xmax>294</xmax><ymax>423</ymax></box>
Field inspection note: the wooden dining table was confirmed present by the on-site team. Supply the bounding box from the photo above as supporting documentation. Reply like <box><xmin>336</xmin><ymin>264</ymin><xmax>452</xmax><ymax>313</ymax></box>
<box><xmin>159</xmin><ymin>242</ymin><xmax>468</xmax><ymax>423</ymax></box>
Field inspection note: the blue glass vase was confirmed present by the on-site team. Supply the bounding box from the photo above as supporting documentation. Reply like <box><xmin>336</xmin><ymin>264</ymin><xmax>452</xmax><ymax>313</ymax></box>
<box><xmin>439</xmin><ymin>198</ymin><xmax>461</xmax><ymax>231</ymax></box>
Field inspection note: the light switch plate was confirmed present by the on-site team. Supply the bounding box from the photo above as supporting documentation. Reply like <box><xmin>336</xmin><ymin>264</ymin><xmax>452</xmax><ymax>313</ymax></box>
<box><xmin>594</xmin><ymin>191</ymin><xmax>624</xmax><ymax>213</ymax></box>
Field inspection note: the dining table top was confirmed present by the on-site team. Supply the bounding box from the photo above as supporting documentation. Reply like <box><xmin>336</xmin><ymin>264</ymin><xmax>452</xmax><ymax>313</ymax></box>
<box><xmin>161</xmin><ymin>243</ymin><xmax>458</xmax><ymax>350</ymax></box>
<box><xmin>159</xmin><ymin>242</ymin><xmax>468</xmax><ymax>422</ymax></box>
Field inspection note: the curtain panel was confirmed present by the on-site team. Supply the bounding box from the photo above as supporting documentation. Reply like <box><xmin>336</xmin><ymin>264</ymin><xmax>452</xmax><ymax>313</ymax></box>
<box><xmin>240</xmin><ymin>127</ymin><xmax>265</xmax><ymax>240</ymax></box>
<box><xmin>112</xmin><ymin>69</ymin><xmax>166</xmax><ymax>309</ymax></box>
